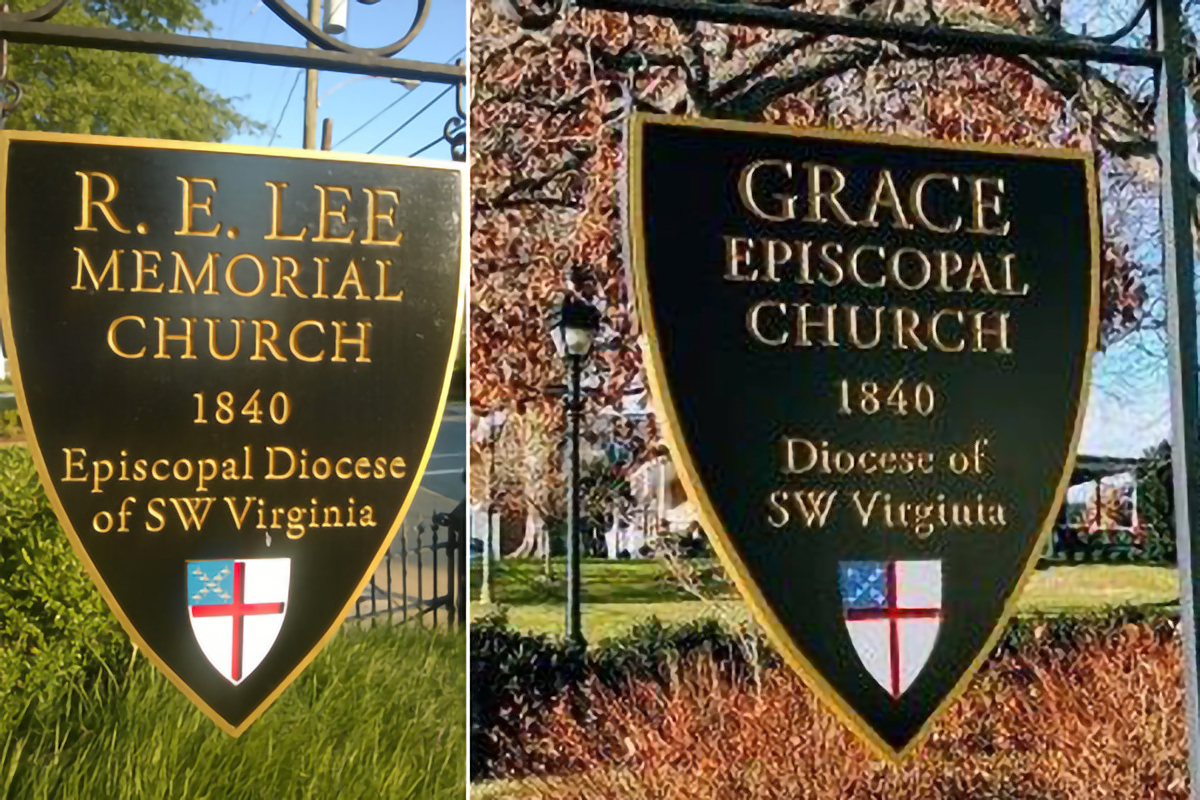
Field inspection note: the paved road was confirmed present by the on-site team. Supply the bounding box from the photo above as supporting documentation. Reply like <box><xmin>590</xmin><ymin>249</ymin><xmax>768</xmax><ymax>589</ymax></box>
<box><xmin>418</xmin><ymin>401</ymin><xmax>466</xmax><ymax>502</ymax></box>
<box><xmin>351</xmin><ymin>401</ymin><xmax>464</xmax><ymax>620</ymax></box>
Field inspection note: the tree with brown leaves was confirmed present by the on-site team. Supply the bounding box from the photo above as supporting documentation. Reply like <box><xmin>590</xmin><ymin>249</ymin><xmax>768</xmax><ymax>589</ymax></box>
<box><xmin>470</xmin><ymin>0</ymin><xmax>1172</xmax><ymax>554</ymax></box>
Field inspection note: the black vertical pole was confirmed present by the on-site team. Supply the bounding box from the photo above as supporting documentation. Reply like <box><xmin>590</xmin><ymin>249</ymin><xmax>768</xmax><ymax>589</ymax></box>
<box><xmin>566</xmin><ymin>354</ymin><xmax>584</xmax><ymax>646</ymax></box>
<box><xmin>456</xmin><ymin>507</ymin><xmax>468</xmax><ymax>629</ymax></box>
<box><xmin>1157</xmin><ymin>0</ymin><xmax>1200</xmax><ymax>792</ymax></box>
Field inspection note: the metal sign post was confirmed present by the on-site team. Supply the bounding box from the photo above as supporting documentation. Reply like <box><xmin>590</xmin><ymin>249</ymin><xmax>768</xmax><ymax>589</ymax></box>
<box><xmin>1157</xmin><ymin>0</ymin><xmax>1200</xmax><ymax>787</ymax></box>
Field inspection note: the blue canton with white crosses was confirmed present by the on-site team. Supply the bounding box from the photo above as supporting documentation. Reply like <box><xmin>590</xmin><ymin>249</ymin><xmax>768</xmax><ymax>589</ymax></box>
<box><xmin>188</xmin><ymin>560</ymin><xmax>234</xmax><ymax>606</ymax></box>
<box><xmin>839</xmin><ymin>561</ymin><xmax>887</xmax><ymax>609</ymax></box>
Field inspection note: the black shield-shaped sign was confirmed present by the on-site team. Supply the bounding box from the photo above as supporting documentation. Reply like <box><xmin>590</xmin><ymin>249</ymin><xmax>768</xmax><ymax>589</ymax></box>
<box><xmin>0</xmin><ymin>132</ymin><xmax>464</xmax><ymax>735</ymax></box>
<box><xmin>626</xmin><ymin>114</ymin><xmax>1098</xmax><ymax>759</ymax></box>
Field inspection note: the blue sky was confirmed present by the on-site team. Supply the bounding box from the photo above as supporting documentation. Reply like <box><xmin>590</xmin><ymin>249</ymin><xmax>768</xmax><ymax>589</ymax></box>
<box><xmin>184</xmin><ymin>0</ymin><xmax>466</xmax><ymax>159</ymax></box>
<box><xmin>1062</xmin><ymin>0</ymin><xmax>1178</xmax><ymax>458</ymax></box>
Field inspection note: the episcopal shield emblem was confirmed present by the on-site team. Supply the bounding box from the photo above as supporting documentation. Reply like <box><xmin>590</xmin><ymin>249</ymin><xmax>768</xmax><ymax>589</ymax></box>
<box><xmin>626</xmin><ymin>114</ymin><xmax>1098</xmax><ymax>759</ymax></box>
<box><xmin>0</xmin><ymin>132</ymin><xmax>465</xmax><ymax>735</ymax></box>
<box><xmin>187</xmin><ymin>558</ymin><xmax>290</xmax><ymax>685</ymax></box>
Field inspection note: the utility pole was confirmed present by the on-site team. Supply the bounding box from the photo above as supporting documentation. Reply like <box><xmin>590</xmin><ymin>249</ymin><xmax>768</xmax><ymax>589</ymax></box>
<box><xmin>302</xmin><ymin>0</ymin><xmax>320</xmax><ymax>149</ymax></box>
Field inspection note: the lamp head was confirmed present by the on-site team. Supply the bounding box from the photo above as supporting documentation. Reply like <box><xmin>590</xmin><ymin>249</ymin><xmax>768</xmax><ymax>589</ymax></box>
<box><xmin>548</xmin><ymin>294</ymin><xmax>602</xmax><ymax>359</ymax></box>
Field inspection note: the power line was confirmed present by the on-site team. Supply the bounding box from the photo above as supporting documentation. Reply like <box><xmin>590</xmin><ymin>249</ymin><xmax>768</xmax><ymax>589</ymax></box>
<box><xmin>336</xmin><ymin>47</ymin><xmax>465</xmax><ymax>149</ymax></box>
<box><xmin>268</xmin><ymin>71</ymin><xmax>303</xmax><ymax>147</ymax></box>
<box><xmin>335</xmin><ymin>88</ymin><xmax>413</xmax><ymax>148</ymax></box>
<box><xmin>408</xmin><ymin>136</ymin><xmax>444</xmax><ymax>159</ymax></box>
<box><xmin>367</xmin><ymin>84</ymin><xmax>454</xmax><ymax>155</ymax></box>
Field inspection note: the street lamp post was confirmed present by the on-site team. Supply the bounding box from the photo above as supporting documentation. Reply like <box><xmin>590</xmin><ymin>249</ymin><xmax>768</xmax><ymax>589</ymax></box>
<box><xmin>482</xmin><ymin>408</ymin><xmax>508</xmax><ymax>606</ymax></box>
<box><xmin>548</xmin><ymin>293</ymin><xmax>602</xmax><ymax>648</ymax></box>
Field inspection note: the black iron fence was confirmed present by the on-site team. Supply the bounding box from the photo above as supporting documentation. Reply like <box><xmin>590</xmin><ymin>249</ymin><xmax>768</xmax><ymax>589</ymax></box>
<box><xmin>1041</xmin><ymin>522</ymin><xmax>1177</xmax><ymax>566</ymax></box>
<box><xmin>350</xmin><ymin>502</ymin><xmax>468</xmax><ymax>627</ymax></box>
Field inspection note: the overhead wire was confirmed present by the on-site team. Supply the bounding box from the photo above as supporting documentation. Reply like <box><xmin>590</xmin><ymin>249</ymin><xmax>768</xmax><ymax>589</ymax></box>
<box><xmin>408</xmin><ymin>134</ymin><xmax>447</xmax><ymax>159</ymax></box>
<box><xmin>268</xmin><ymin>71</ymin><xmax>303</xmax><ymax>147</ymax></box>
<box><xmin>366</xmin><ymin>84</ymin><xmax>454</xmax><ymax>154</ymax></box>
<box><xmin>337</xmin><ymin>46</ymin><xmax>465</xmax><ymax>149</ymax></box>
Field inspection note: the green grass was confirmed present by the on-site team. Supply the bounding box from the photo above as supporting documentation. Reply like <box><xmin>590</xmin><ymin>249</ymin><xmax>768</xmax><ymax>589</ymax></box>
<box><xmin>484</xmin><ymin>600</ymin><xmax>752</xmax><ymax>642</ymax></box>
<box><xmin>473</xmin><ymin>559</ymin><xmax>1179</xmax><ymax>642</ymax></box>
<box><xmin>1019</xmin><ymin>563</ymin><xmax>1178</xmax><ymax>612</ymax></box>
<box><xmin>0</xmin><ymin>624</ymin><xmax>466</xmax><ymax>800</ymax></box>
<box><xmin>472</xmin><ymin>558</ymin><xmax>734</xmax><ymax>605</ymax></box>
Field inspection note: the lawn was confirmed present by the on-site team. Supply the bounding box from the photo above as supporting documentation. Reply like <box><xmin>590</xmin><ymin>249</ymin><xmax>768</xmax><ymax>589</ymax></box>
<box><xmin>0</xmin><ymin>624</ymin><xmax>466</xmax><ymax>800</ymax></box>
<box><xmin>472</xmin><ymin>558</ymin><xmax>1179</xmax><ymax>642</ymax></box>
<box><xmin>471</xmin><ymin>557</ymin><xmax>735</xmax><ymax>605</ymax></box>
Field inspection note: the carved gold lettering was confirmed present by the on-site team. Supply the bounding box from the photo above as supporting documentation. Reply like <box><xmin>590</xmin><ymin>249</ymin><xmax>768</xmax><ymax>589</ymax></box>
<box><xmin>802</xmin><ymin>163</ymin><xmax>857</xmax><ymax>226</ymax></box>
<box><xmin>107</xmin><ymin>315</ymin><xmax>146</xmax><ymax>358</ymax></box>
<box><xmin>331</xmin><ymin>321</ymin><xmax>372</xmax><ymax>363</ymax></box>
<box><xmin>738</xmin><ymin>160</ymin><xmax>795</xmax><ymax>222</ymax></box>
<box><xmin>968</xmin><ymin>176</ymin><xmax>1011</xmax><ymax>236</ymax></box>
<box><xmin>363</xmin><ymin>188</ymin><xmax>403</xmax><ymax>246</ymax></box>
<box><xmin>314</xmin><ymin>185</ymin><xmax>356</xmax><ymax>243</ymax></box>
<box><xmin>175</xmin><ymin>176</ymin><xmax>222</xmax><ymax>237</ymax></box>
<box><xmin>75</xmin><ymin>171</ymin><xmax>131</xmax><ymax>233</ymax></box>
<box><xmin>132</xmin><ymin>250</ymin><xmax>164</xmax><ymax>293</ymax></box>
<box><xmin>264</xmin><ymin>181</ymin><xmax>308</xmax><ymax>241</ymax></box>
<box><xmin>73</xmin><ymin>247</ymin><xmax>123</xmax><ymax>292</ymax></box>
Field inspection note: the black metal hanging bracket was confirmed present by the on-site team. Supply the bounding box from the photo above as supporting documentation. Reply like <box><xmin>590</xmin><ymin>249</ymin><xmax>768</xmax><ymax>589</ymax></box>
<box><xmin>556</xmin><ymin>0</ymin><xmax>1163</xmax><ymax>68</ymax></box>
<box><xmin>0</xmin><ymin>0</ymin><xmax>465</xmax><ymax>83</ymax></box>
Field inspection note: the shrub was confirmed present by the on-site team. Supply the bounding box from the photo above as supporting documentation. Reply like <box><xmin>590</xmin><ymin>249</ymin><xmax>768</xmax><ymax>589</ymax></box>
<box><xmin>517</xmin><ymin>626</ymin><xmax>1187</xmax><ymax>799</ymax></box>
<box><xmin>0</xmin><ymin>446</ymin><xmax>133</xmax><ymax>734</ymax></box>
<box><xmin>1138</xmin><ymin>441</ymin><xmax>1177</xmax><ymax>563</ymax></box>
<box><xmin>0</xmin><ymin>410</ymin><xmax>22</xmax><ymax>439</ymax></box>
<box><xmin>470</xmin><ymin>609</ymin><xmax>588</xmax><ymax>779</ymax></box>
<box><xmin>591</xmin><ymin>617</ymin><xmax>776</xmax><ymax>688</ymax></box>
<box><xmin>471</xmin><ymin>613</ymin><xmax>773</xmax><ymax>779</ymax></box>
<box><xmin>474</xmin><ymin>604</ymin><xmax>1190</xmax><ymax>788</ymax></box>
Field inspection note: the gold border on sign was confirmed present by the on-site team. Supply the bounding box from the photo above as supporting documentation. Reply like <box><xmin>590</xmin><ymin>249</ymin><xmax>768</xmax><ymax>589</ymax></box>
<box><xmin>624</xmin><ymin>112</ymin><xmax>1101</xmax><ymax>763</ymax></box>
<box><xmin>0</xmin><ymin>130</ymin><xmax>468</xmax><ymax>738</ymax></box>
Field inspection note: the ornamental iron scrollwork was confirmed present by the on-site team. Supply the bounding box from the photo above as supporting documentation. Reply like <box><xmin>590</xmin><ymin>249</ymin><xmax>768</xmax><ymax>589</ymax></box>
<box><xmin>0</xmin><ymin>5</ymin><xmax>22</xmax><ymax>126</ymax></box>
<box><xmin>6</xmin><ymin>0</ymin><xmax>430</xmax><ymax>56</ymax></box>
<box><xmin>259</xmin><ymin>0</ymin><xmax>430</xmax><ymax>58</ymax></box>
<box><xmin>498</xmin><ymin>0</ymin><xmax>1160</xmax><ymax>66</ymax></box>
<box><xmin>5</xmin><ymin>0</ymin><xmax>66</xmax><ymax>23</ymax></box>
<box><xmin>443</xmin><ymin>62</ymin><xmax>467</xmax><ymax>161</ymax></box>
<box><xmin>0</xmin><ymin>0</ymin><xmax>465</xmax><ymax>82</ymax></box>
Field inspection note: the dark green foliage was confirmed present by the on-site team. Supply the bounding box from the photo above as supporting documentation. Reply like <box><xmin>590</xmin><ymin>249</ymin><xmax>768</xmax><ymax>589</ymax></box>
<box><xmin>0</xmin><ymin>446</ymin><xmax>133</xmax><ymax>734</ymax></box>
<box><xmin>590</xmin><ymin>617</ymin><xmax>776</xmax><ymax>686</ymax></box>
<box><xmin>7</xmin><ymin>0</ymin><xmax>260</xmax><ymax>141</ymax></box>
<box><xmin>1043</xmin><ymin>444</ymin><xmax>1176</xmax><ymax>565</ymax></box>
<box><xmin>1137</xmin><ymin>440</ymin><xmax>1177</xmax><ymax>563</ymax></box>
<box><xmin>471</xmin><ymin>612</ymin><xmax>778</xmax><ymax>779</ymax></box>
<box><xmin>470</xmin><ymin>609</ymin><xmax>587</xmax><ymax>779</ymax></box>
<box><xmin>0</xmin><ymin>411</ymin><xmax>22</xmax><ymax>439</ymax></box>
<box><xmin>992</xmin><ymin>603</ymin><xmax>1179</xmax><ymax>656</ymax></box>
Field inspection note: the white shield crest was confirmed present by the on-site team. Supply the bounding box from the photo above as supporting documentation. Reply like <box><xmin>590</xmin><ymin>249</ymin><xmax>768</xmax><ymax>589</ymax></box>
<box><xmin>839</xmin><ymin>560</ymin><xmax>942</xmax><ymax>698</ymax></box>
<box><xmin>187</xmin><ymin>559</ymin><xmax>291</xmax><ymax>685</ymax></box>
